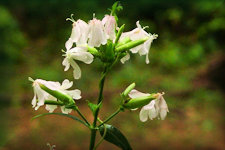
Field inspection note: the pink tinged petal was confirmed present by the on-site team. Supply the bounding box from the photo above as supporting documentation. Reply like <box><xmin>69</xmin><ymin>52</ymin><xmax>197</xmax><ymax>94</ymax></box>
<box><xmin>76</xmin><ymin>20</ymin><xmax>89</xmax><ymax>45</ymax></box>
<box><xmin>139</xmin><ymin>107</ymin><xmax>149</xmax><ymax>122</ymax></box>
<box><xmin>65</xmin><ymin>38</ymin><xmax>73</xmax><ymax>50</ymax></box>
<box><xmin>62</xmin><ymin>58</ymin><xmax>70</xmax><ymax>71</ymax></box>
<box><xmin>45</xmin><ymin>104</ymin><xmax>57</xmax><ymax>113</ymax></box>
<box><xmin>88</xmin><ymin>19</ymin><xmax>107</xmax><ymax>47</ymax></box>
<box><xmin>61</xmin><ymin>79</ymin><xmax>73</xmax><ymax>90</ymax></box>
<box><xmin>70</xmin><ymin>22</ymin><xmax>81</xmax><ymax>43</ymax></box>
<box><xmin>102</xmin><ymin>15</ymin><xmax>116</xmax><ymax>40</ymax></box>
<box><xmin>61</xmin><ymin>106</ymin><xmax>72</xmax><ymax>114</ymax></box>
<box><xmin>120</xmin><ymin>53</ymin><xmax>130</xmax><ymax>64</ymax></box>
<box><xmin>128</xmin><ymin>89</ymin><xmax>150</xmax><ymax>99</ymax></box>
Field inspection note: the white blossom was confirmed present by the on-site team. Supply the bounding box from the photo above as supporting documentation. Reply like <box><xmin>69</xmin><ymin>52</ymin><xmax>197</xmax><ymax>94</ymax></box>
<box><xmin>69</xmin><ymin>19</ymin><xmax>89</xmax><ymax>45</ymax></box>
<box><xmin>120</xmin><ymin>21</ymin><xmax>158</xmax><ymax>64</ymax></box>
<box><xmin>63</xmin><ymin>43</ymin><xmax>94</xmax><ymax>79</ymax></box>
<box><xmin>30</xmin><ymin>78</ymin><xmax>81</xmax><ymax>114</ymax></box>
<box><xmin>102</xmin><ymin>15</ymin><xmax>117</xmax><ymax>41</ymax></box>
<box><xmin>139</xmin><ymin>92</ymin><xmax>169</xmax><ymax>122</ymax></box>
<box><xmin>88</xmin><ymin>18</ymin><xmax>107</xmax><ymax>47</ymax></box>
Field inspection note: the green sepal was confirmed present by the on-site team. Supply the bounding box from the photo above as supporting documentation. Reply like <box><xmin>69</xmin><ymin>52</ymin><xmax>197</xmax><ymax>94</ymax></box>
<box><xmin>116</xmin><ymin>38</ymin><xmax>148</xmax><ymax>52</ymax></box>
<box><xmin>39</xmin><ymin>83</ymin><xmax>74</xmax><ymax>105</ymax></box>
<box><xmin>44</xmin><ymin>100</ymin><xmax>64</xmax><ymax>106</ymax></box>
<box><xmin>99</xmin><ymin>124</ymin><xmax>132</xmax><ymax>150</ymax></box>
<box><xmin>105</xmin><ymin>40</ymin><xmax>115</xmax><ymax>62</ymax></box>
<box><xmin>123</xmin><ymin>94</ymin><xmax>156</xmax><ymax>109</ymax></box>
<box><xmin>116</xmin><ymin>37</ymin><xmax>131</xmax><ymax>48</ymax></box>
<box><xmin>86</xmin><ymin>46</ymin><xmax>100</xmax><ymax>56</ymax></box>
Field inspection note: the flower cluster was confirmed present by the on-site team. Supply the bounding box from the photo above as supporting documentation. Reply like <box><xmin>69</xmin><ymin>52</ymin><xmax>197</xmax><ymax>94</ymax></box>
<box><xmin>62</xmin><ymin>14</ymin><xmax>157</xmax><ymax>79</ymax></box>
<box><xmin>29</xmin><ymin>4</ymin><xmax>167</xmax><ymax>122</ymax></box>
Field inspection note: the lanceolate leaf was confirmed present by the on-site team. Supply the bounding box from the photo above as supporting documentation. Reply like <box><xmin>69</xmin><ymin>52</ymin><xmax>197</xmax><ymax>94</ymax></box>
<box><xmin>99</xmin><ymin>124</ymin><xmax>132</xmax><ymax>150</ymax></box>
<box><xmin>32</xmin><ymin>113</ymin><xmax>89</xmax><ymax>127</ymax></box>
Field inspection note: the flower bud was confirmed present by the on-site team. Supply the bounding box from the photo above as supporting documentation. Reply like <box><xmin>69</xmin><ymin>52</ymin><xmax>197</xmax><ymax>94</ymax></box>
<box><xmin>116</xmin><ymin>37</ymin><xmax>131</xmax><ymax>48</ymax></box>
<box><xmin>116</xmin><ymin>38</ymin><xmax>148</xmax><ymax>52</ymax></box>
<box><xmin>86</xmin><ymin>46</ymin><xmax>100</xmax><ymax>56</ymax></box>
<box><xmin>39</xmin><ymin>83</ymin><xmax>75</xmax><ymax>105</ymax></box>
<box><xmin>123</xmin><ymin>94</ymin><xmax>156</xmax><ymax>109</ymax></box>
<box><xmin>115</xmin><ymin>24</ymin><xmax>125</xmax><ymax>44</ymax></box>
<box><xmin>122</xmin><ymin>83</ymin><xmax>136</xmax><ymax>97</ymax></box>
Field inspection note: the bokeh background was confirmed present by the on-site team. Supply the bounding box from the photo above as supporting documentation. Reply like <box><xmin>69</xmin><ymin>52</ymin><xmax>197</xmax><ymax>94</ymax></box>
<box><xmin>0</xmin><ymin>0</ymin><xmax>225</xmax><ymax>149</ymax></box>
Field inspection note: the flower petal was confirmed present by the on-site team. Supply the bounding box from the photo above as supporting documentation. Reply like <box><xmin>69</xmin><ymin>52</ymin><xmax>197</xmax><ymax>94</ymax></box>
<box><xmin>69</xmin><ymin>60</ymin><xmax>81</xmax><ymax>79</ymax></box>
<box><xmin>128</xmin><ymin>89</ymin><xmax>150</xmax><ymax>99</ymax></box>
<box><xmin>61</xmin><ymin>79</ymin><xmax>73</xmax><ymax>90</ymax></box>
<box><xmin>120</xmin><ymin>53</ymin><xmax>130</xmax><ymax>64</ymax></box>
<box><xmin>66</xmin><ymin>89</ymin><xmax>81</xmax><ymax>100</ymax></box>
<box><xmin>45</xmin><ymin>104</ymin><xmax>58</xmax><ymax>113</ymax></box>
<box><xmin>62</xmin><ymin>58</ymin><xmax>70</xmax><ymax>71</ymax></box>
<box><xmin>61</xmin><ymin>106</ymin><xmax>72</xmax><ymax>114</ymax></box>
<box><xmin>139</xmin><ymin>107</ymin><xmax>149</xmax><ymax>122</ymax></box>
<box><xmin>65</xmin><ymin>38</ymin><xmax>73</xmax><ymax>50</ymax></box>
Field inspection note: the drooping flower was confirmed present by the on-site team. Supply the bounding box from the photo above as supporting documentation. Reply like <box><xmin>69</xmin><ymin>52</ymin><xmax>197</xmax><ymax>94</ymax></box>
<box><xmin>63</xmin><ymin>41</ymin><xmax>94</xmax><ymax>79</ymax></box>
<box><xmin>30</xmin><ymin>78</ymin><xmax>81</xmax><ymax>114</ymax></box>
<box><xmin>69</xmin><ymin>19</ymin><xmax>89</xmax><ymax>46</ymax></box>
<box><xmin>88</xmin><ymin>18</ymin><xmax>107</xmax><ymax>47</ymax></box>
<box><xmin>139</xmin><ymin>92</ymin><xmax>169</xmax><ymax>122</ymax></box>
<box><xmin>120</xmin><ymin>21</ymin><xmax>158</xmax><ymax>64</ymax></box>
<box><xmin>102</xmin><ymin>15</ymin><xmax>117</xmax><ymax>41</ymax></box>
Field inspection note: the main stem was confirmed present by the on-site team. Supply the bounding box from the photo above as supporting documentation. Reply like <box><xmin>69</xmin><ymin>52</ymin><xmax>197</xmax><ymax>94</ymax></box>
<box><xmin>89</xmin><ymin>66</ymin><xmax>108</xmax><ymax>150</ymax></box>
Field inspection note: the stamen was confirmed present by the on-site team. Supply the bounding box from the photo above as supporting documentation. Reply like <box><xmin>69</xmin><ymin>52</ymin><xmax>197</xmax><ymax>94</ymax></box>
<box><xmin>143</xmin><ymin>26</ymin><xmax>149</xmax><ymax>30</ymax></box>
<box><xmin>66</xmin><ymin>14</ymin><xmax>75</xmax><ymax>22</ymax></box>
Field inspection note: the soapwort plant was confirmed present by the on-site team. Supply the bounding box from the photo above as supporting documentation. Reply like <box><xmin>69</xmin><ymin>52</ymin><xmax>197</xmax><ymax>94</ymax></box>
<box><xmin>29</xmin><ymin>2</ymin><xmax>169</xmax><ymax>150</ymax></box>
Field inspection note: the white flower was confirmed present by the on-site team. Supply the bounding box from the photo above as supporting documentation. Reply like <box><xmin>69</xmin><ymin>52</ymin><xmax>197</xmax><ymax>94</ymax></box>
<box><xmin>88</xmin><ymin>18</ymin><xmax>107</xmax><ymax>47</ymax></box>
<box><xmin>63</xmin><ymin>43</ymin><xmax>94</xmax><ymax>79</ymax></box>
<box><xmin>139</xmin><ymin>92</ymin><xmax>169</xmax><ymax>122</ymax></box>
<box><xmin>120</xmin><ymin>21</ymin><xmax>158</xmax><ymax>64</ymax></box>
<box><xmin>102</xmin><ymin>15</ymin><xmax>117</xmax><ymax>41</ymax></box>
<box><xmin>128</xmin><ymin>89</ymin><xmax>151</xmax><ymax>111</ymax></box>
<box><xmin>30</xmin><ymin>78</ymin><xmax>81</xmax><ymax>114</ymax></box>
<box><xmin>69</xmin><ymin>19</ymin><xmax>89</xmax><ymax>45</ymax></box>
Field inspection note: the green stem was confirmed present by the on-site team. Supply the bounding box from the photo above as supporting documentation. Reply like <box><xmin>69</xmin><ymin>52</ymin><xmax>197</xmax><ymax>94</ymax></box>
<box><xmin>76</xmin><ymin>108</ymin><xmax>90</xmax><ymax>126</ymax></box>
<box><xmin>98</xmin><ymin>107</ymin><xmax>122</xmax><ymax>127</ymax></box>
<box><xmin>89</xmin><ymin>66</ymin><xmax>108</xmax><ymax>150</ymax></box>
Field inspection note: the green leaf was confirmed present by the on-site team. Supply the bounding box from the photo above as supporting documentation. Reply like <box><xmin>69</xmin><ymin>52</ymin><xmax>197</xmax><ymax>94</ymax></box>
<box><xmin>99</xmin><ymin>124</ymin><xmax>132</xmax><ymax>150</ymax></box>
<box><xmin>87</xmin><ymin>101</ymin><xmax>101</xmax><ymax>116</ymax></box>
<box><xmin>32</xmin><ymin>112</ymin><xmax>88</xmax><ymax>127</ymax></box>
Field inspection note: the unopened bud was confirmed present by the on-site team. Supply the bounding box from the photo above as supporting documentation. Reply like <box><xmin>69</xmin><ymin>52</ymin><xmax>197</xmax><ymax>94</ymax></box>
<box><xmin>122</xmin><ymin>83</ymin><xmax>136</xmax><ymax>97</ymax></box>
<box><xmin>39</xmin><ymin>83</ymin><xmax>75</xmax><ymax>104</ymax></box>
<box><xmin>123</xmin><ymin>94</ymin><xmax>156</xmax><ymax>109</ymax></box>
<box><xmin>116</xmin><ymin>38</ymin><xmax>148</xmax><ymax>52</ymax></box>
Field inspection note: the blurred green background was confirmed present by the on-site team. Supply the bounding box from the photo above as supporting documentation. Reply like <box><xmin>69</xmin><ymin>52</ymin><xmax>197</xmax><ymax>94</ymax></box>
<box><xmin>0</xmin><ymin>0</ymin><xmax>225</xmax><ymax>149</ymax></box>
